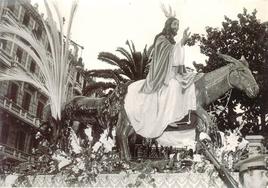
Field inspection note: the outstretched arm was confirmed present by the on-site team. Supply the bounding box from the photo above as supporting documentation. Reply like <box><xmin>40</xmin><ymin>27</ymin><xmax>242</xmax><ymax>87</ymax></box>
<box><xmin>172</xmin><ymin>27</ymin><xmax>191</xmax><ymax>74</ymax></box>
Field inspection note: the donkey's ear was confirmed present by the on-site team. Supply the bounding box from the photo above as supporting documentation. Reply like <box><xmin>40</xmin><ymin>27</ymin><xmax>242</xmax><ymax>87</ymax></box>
<box><xmin>240</xmin><ymin>55</ymin><xmax>249</xmax><ymax>67</ymax></box>
<box><xmin>217</xmin><ymin>52</ymin><xmax>238</xmax><ymax>64</ymax></box>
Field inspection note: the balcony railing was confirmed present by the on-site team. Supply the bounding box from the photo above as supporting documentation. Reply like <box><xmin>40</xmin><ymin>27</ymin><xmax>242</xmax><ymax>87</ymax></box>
<box><xmin>0</xmin><ymin>143</ymin><xmax>32</xmax><ymax>162</ymax></box>
<box><xmin>1</xmin><ymin>8</ymin><xmax>19</xmax><ymax>23</ymax></box>
<box><xmin>0</xmin><ymin>95</ymin><xmax>40</xmax><ymax>128</ymax></box>
<box><xmin>0</xmin><ymin>47</ymin><xmax>12</xmax><ymax>67</ymax></box>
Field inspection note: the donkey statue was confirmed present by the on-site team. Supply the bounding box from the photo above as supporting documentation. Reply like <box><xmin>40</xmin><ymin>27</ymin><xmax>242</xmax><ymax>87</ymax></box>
<box><xmin>61</xmin><ymin>53</ymin><xmax>259</xmax><ymax>160</ymax></box>
<box><xmin>115</xmin><ymin>53</ymin><xmax>259</xmax><ymax>160</ymax></box>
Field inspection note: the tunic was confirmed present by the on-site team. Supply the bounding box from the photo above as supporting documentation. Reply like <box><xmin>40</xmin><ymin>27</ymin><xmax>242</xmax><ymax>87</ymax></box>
<box><xmin>124</xmin><ymin>35</ymin><xmax>196</xmax><ymax>138</ymax></box>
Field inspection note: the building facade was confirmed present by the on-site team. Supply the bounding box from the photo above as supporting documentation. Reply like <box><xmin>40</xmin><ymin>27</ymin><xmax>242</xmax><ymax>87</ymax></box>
<box><xmin>0</xmin><ymin>0</ymin><xmax>87</xmax><ymax>171</ymax></box>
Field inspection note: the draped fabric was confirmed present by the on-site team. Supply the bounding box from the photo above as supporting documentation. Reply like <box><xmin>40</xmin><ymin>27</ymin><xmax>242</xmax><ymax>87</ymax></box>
<box><xmin>124</xmin><ymin>35</ymin><xmax>197</xmax><ymax>138</ymax></box>
<box><xmin>140</xmin><ymin>35</ymin><xmax>174</xmax><ymax>93</ymax></box>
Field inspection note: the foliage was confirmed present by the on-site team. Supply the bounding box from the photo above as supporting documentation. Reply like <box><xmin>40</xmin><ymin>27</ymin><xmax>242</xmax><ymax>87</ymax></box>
<box><xmin>8</xmin><ymin>126</ymin><xmax>251</xmax><ymax>187</ymax></box>
<box><xmin>189</xmin><ymin>8</ymin><xmax>268</xmax><ymax>135</ymax></box>
<box><xmin>83</xmin><ymin>40</ymin><xmax>152</xmax><ymax>96</ymax></box>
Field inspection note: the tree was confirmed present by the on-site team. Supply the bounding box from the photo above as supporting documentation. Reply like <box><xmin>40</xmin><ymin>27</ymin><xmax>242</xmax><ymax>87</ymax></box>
<box><xmin>190</xmin><ymin>8</ymin><xmax>268</xmax><ymax>135</ymax></box>
<box><xmin>83</xmin><ymin>40</ymin><xmax>152</xmax><ymax>96</ymax></box>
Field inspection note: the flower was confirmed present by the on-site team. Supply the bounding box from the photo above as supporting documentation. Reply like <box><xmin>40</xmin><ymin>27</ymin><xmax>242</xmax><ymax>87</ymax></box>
<box><xmin>98</xmin><ymin>129</ymin><xmax>115</xmax><ymax>153</ymax></box>
<box><xmin>92</xmin><ymin>142</ymin><xmax>102</xmax><ymax>152</ymax></box>
<box><xmin>193</xmin><ymin>154</ymin><xmax>203</xmax><ymax>162</ymax></box>
<box><xmin>70</xmin><ymin>129</ymin><xmax>82</xmax><ymax>154</ymax></box>
<box><xmin>84</xmin><ymin>127</ymin><xmax>93</xmax><ymax>141</ymax></box>
<box><xmin>52</xmin><ymin>150</ymin><xmax>72</xmax><ymax>170</ymax></box>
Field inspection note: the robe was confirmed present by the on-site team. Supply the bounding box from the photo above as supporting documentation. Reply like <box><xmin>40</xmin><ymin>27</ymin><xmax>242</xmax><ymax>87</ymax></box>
<box><xmin>124</xmin><ymin>35</ymin><xmax>196</xmax><ymax>138</ymax></box>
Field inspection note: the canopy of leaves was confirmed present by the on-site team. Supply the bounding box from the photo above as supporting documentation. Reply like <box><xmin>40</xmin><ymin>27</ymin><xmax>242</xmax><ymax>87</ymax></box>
<box><xmin>83</xmin><ymin>40</ymin><xmax>152</xmax><ymax>96</ymax></box>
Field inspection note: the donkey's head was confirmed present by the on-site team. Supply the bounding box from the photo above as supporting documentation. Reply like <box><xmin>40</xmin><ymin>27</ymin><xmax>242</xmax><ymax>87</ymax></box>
<box><xmin>218</xmin><ymin>53</ymin><xmax>259</xmax><ymax>98</ymax></box>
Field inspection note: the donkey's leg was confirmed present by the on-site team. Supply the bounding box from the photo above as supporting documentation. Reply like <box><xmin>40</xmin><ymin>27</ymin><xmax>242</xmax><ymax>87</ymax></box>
<box><xmin>121</xmin><ymin>124</ymin><xmax>134</xmax><ymax>161</ymax></box>
<box><xmin>116</xmin><ymin>112</ymin><xmax>133</xmax><ymax>160</ymax></box>
<box><xmin>116</xmin><ymin>112</ymin><xmax>125</xmax><ymax>159</ymax></box>
<box><xmin>196</xmin><ymin>105</ymin><xmax>214</xmax><ymax>133</ymax></box>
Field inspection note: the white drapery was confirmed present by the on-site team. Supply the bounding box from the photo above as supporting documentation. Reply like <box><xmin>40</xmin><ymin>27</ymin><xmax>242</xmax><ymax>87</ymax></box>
<box><xmin>124</xmin><ymin>41</ymin><xmax>196</xmax><ymax>138</ymax></box>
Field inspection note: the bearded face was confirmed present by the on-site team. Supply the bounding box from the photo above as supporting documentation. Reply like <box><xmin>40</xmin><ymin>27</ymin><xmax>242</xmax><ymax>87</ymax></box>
<box><xmin>170</xmin><ymin>19</ymin><xmax>179</xmax><ymax>36</ymax></box>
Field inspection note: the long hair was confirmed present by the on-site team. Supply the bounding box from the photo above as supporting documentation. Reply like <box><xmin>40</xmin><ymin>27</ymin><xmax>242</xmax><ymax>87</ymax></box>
<box><xmin>153</xmin><ymin>17</ymin><xmax>178</xmax><ymax>46</ymax></box>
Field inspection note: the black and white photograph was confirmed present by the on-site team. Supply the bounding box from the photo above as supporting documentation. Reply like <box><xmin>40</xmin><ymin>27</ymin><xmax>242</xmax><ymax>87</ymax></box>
<box><xmin>0</xmin><ymin>0</ymin><xmax>267</xmax><ymax>187</ymax></box>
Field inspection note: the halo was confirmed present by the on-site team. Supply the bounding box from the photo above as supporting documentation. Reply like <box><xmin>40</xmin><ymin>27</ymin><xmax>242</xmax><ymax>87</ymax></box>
<box><xmin>161</xmin><ymin>3</ymin><xmax>176</xmax><ymax>18</ymax></box>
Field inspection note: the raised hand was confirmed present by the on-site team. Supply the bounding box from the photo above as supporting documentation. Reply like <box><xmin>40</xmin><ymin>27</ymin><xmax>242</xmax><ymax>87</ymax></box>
<box><xmin>181</xmin><ymin>27</ymin><xmax>191</xmax><ymax>46</ymax></box>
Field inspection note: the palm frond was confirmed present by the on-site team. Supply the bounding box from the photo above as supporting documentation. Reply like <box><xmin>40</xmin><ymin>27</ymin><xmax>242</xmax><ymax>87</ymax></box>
<box><xmin>118</xmin><ymin>59</ymin><xmax>134</xmax><ymax>79</ymax></box>
<box><xmin>0</xmin><ymin>0</ymin><xmax>78</xmax><ymax>120</ymax></box>
<box><xmin>98</xmin><ymin>52</ymin><xmax>121</xmax><ymax>67</ymax></box>
<box><xmin>116</xmin><ymin>47</ymin><xmax>134</xmax><ymax>64</ymax></box>
<box><xmin>0</xmin><ymin>66</ymin><xmax>49</xmax><ymax>96</ymax></box>
<box><xmin>82</xmin><ymin>81</ymin><xmax>116</xmax><ymax>96</ymax></box>
<box><xmin>86</xmin><ymin>69</ymin><xmax>119</xmax><ymax>82</ymax></box>
<box><xmin>116</xmin><ymin>47</ymin><xmax>135</xmax><ymax>74</ymax></box>
<box><xmin>98</xmin><ymin>52</ymin><xmax>133</xmax><ymax>79</ymax></box>
<box><xmin>130</xmin><ymin>40</ymin><xmax>136</xmax><ymax>53</ymax></box>
<box><xmin>85</xmin><ymin>68</ymin><xmax>130</xmax><ymax>84</ymax></box>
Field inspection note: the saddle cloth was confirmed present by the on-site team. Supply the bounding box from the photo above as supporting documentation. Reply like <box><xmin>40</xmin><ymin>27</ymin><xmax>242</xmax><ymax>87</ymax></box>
<box><xmin>124</xmin><ymin>77</ymin><xmax>196</xmax><ymax>138</ymax></box>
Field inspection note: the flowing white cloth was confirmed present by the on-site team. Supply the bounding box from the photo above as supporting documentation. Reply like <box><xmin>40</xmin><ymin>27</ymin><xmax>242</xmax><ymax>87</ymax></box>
<box><xmin>124</xmin><ymin>41</ymin><xmax>196</xmax><ymax>138</ymax></box>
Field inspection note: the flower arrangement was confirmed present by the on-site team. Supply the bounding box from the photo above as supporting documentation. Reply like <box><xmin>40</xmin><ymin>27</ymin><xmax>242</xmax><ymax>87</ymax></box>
<box><xmin>9</xmin><ymin>122</ymin><xmax>248</xmax><ymax>187</ymax></box>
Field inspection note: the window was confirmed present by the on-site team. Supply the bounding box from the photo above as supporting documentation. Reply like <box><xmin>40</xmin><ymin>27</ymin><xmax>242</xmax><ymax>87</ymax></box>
<box><xmin>36</xmin><ymin>101</ymin><xmax>44</xmax><ymax>119</ymax></box>
<box><xmin>0</xmin><ymin>39</ymin><xmax>7</xmax><ymax>50</ymax></box>
<box><xmin>39</xmin><ymin>94</ymin><xmax>48</xmax><ymax>102</ymax></box>
<box><xmin>16</xmin><ymin>131</ymin><xmax>26</xmax><ymax>151</ymax></box>
<box><xmin>30</xmin><ymin>61</ymin><xmax>36</xmax><ymax>73</ymax></box>
<box><xmin>33</xmin><ymin>26</ymin><xmax>42</xmax><ymax>40</ymax></box>
<box><xmin>21</xmin><ymin>51</ymin><xmax>27</xmax><ymax>65</ymax></box>
<box><xmin>22</xmin><ymin>12</ymin><xmax>30</xmax><ymax>26</ymax></box>
<box><xmin>28</xmin><ymin>17</ymin><xmax>35</xmax><ymax>30</ymax></box>
<box><xmin>83</xmin><ymin>78</ymin><xmax>87</xmax><ymax>90</ymax></box>
<box><xmin>6</xmin><ymin>82</ymin><xmax>19</xmax><ymax>103</ymax></box>
<box><xmin>0</xmin><ymin>123</ymin><xmax>9</xmax><ymax>144</ymax></box>
<box><xmin>5</xmin><ymin>41</ymin><xmax>12</xmax><ymax>54</ymax></box>
<box><xmin>22</xmin><ymin>92</ymin><xmax>31</xmax><ymax>111</ymax></box>
<box><xmin>76</xmin><ymin>72</ymin><xmax>80</xmax><ymax>83</ymax></box>
<box><xmin>7</xmin><ymin>1</ymin><xmax>15</xmax><ymax>12</ymax></box>
<box><xmin>16</xmin><ymin>47</ymin><xmax>23</xmax><ymax>63</ymax></box>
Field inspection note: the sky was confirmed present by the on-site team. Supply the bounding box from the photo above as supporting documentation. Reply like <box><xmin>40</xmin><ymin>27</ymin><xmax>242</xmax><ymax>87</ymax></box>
<box><xmin>32</xmin><ymin>0</ymin><xmax>268</xmax><ymax>70</ymax></box>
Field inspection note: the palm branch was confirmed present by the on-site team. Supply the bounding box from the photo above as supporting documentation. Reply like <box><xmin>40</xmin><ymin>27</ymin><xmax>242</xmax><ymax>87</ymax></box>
<box><xmin>85</xmin><ymin>69</ymin><xmax>124</xmax><ymax>83</ymax></box>
<box><xmin>86</xmin><ymin>40</ymin><xmax>152</xmax><ymax>95</ymax></box>
<box><xmin>98</xmin><ymin>52</ymin><xmax>134</xmax><ymax>79</ymax></box>
<box><xmin>82</xmin><ymin>81</ymin><xmax>116</xmax><ymax>96</ymax></box>
<box><xmin>0</xmin><ymin>0</ymin><xmax>78</xmax><ymax>121</ymax></box>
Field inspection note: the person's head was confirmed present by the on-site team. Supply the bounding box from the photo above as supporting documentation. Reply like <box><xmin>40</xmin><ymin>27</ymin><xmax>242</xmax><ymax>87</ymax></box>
<box><xmin>239</xmin><ymin>169</ymin><xmax>268</xmax><ymax>188</ymax></box>
<box><xmin>236</xmin><ymin>154</ymin><xmax>268</xmax><ymax>188</ymax></box>
<box><xmin>154</xmin><ymin>17</ymin><xmax>179</xmax><ymax>45</ymax></box>
<box><xmin>163</xmin><ymin>17</ymin><xmax>179</xmax><ymax>37</ymax></box>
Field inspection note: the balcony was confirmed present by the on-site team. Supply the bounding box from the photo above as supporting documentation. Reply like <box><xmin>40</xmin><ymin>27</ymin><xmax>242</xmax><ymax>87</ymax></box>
<box><xmin>1</xmin><ymin>8</ymin><xmax>19</xmax><ymax>23</ymax></box>
<box><xmin>0</xmin><ymin>46</ymin><xmax>12</xmax><ymax>67</ymax></box>
<box><xmin>0</xmin><ymin>143</ymin><xmax>32</xmax><ymax>162</ymax></box>
<box><xmin>0</xmin><ymin>95</ymin><xmax>40</xmax><ymax>128</ymax></box>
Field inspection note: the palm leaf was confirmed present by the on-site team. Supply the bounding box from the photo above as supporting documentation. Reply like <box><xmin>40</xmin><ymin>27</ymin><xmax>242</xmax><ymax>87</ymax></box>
<box><xmin>98</xmin><ymin>52</ymin><xmax>133</xmax><ymax>79</ymax></box>
<box><xmin>116</xmin><ymin>47</ymin><xmax>135</xmax><ymax>75</ymax></box>
<box><xmin>0</xmin><ymin>0</ymin><xmax>78</xmax><ymax>120</ymax></box>
<box><xmin>85</xmin><ymin>69</ymin><xmax>130</xmax><ymax>84</ymax></box>
<box><xmin>86</xmin><ymin>69</ymin><xmax>120</xmax><ymax>82</ymax></box>
<box><xmin>82</xmin><ymin>81</ymin><xmax>116</xmax><ymax>96</ymax></box>
<box><xmin>98</xmin><ymin>52</ymin><xmax>121</xmax><ymax>67</ymax></box>
<box><xmin>0</xmin><ymin>66</ymin><xmax>49</xmax><ymax>96</ymax></box>
<box><xmin>116</xmin><ymin>47</ymin><xmax>133</xmax><ymax>62</ymax></box>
